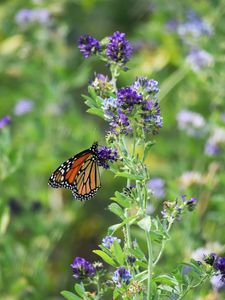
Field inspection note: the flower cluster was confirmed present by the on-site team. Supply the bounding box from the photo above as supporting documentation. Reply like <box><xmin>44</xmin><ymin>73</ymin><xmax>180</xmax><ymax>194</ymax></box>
<box><xmin>166</xmin><ymin>10</ymin><xmax>213</xmax><ymax>72</ymax></box>
<box><xmin>186</xmin><ymin>48</ymin><xmax>214</xmax><ymax>72</ymax></box>
<box><xmin>91</xmin><ymin>74</ymin><xmax>114</xmax><ymax>98</ymax></box>
<box><xmin>70</xmin><ymin>257</ymin><xmax>96</xmax><ymax>280</ymax></box>
<box><xmin>106</xmin><ymin>31</ymin><xmax>133</xmax><ymax>65</ymax></box>
<box><xmin>15</xmin><ymin>8</ymin><xmax>50</xmax><ymax>25</ymax></box>
<box><xmin>102</xmin><ymin>236</ymin><xmax>121</xmax><ymax>249</ymax></box>
<box><xmin>161</xmin><ymin>195</ymin><xmax>197</xmax><ymax>220</ymax></box>
<box><xmin>0</xmin><ymin>116</ymin><xmax>11</xmax><ymax>129</ymax></box>
<box><xmin>14</xmin><ymin>99</ymin><xmax>33</xmax><ymax>116</ymax></box>
<box><xmin>177</xmin><ymin>10</ymin><xmax>213</xmax><ymax>41</ymax></box>
<box><xmin>103</xmin><ymin>77</ymin><xmax>162</xmax><ymax>136</ymax></box>
<box><xmin>78</xmin><ymin>31</ymin><xmax>133</xmax><ymax>66</ymax></box>
<box><xmin>205</xmin><ymin>253</ymin><xmax>225</xmax><ymax>282</ymax></box>
<box><xmin>176</xmin><ymin>110</ymin><xmax>206</xmax><ymax>137</ymax></box>
<box><xmin>204</xmin><ymin>127</ymin><xmax>225</xmax><ymax>156</ymax></box>
<box><xmin>148</xmin><ymin>177</ymin><xmax>165</xmax><ymax>199</ymax></box>
<box><xmin>97</xmin><ymin>146</ymin><xmax>118</xmax><ymax>169</ymax></box>
<box><xmin>112</xmin><ymin>267</ymin><xmax>132</xmax><ymax>287</ymax></box>
<box><xmin>78</xmin><ymin>34</ymin><xmax>101</xmax><ymax>58</ymax></box>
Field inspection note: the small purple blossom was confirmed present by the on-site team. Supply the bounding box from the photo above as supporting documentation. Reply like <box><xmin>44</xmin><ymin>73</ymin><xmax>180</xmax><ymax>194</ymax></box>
<box><xmin>148</xmin><ymin>177</ymin><xmax>165</xmax><ymax>199</ymax></box>
<box><xmin>15</xmin><ymin>8</ymin><xmax>50</xmax><ymax>25</ymax></box>
<box><xmin>186</xmin><ymin>48</ymin><xmax>214</xmax><ymax>72</ymax></box>
<box><xmin>0</xmin><ymin>116</ymin><xmax>11</xmax><ymax>129</ymax></box>
<box><xmin>106</xmin><ymin>31</ymin><xmax>133</xmax><ymax>65</ymax></box>
<box><xmin>112</xmin><ymin>267</ymin><xmax>132</xmax><ymax>287</ymax></box>
<box><xmin>70</xmin><ymin>257</ymin><xmax>96</xmax><ymax>280</ymax></box>
<box><xmin>185</xmin><ymin>197</ymin><xmax>197</xmax><ymax>211</ymax></box>
<box><xmin>91</xmin><ymin>74</ymin><xmax>114</xmax><ymax>98</ymax></box>
<box><xmin>205</xmin><ymin>127</ymin><xmax>225</xmax><ymax>156</ymax></box>
<box><xmin>176</xmin><ymin>110</ymin><xmax>206</xmax><ymax>137</ymax></box>
<box><xmin>204</xmin><ymin>142</ymin><xmax>220</xmax><ymax>156</ymax></box>
<box><xmin>97</xmin><ymin>146</ymin><xmax>118</xmax><ymax>169</ymax></box>
<box><xmin>78</xmin><ymin>34</ymin><xmax>101</xmax><ymax>58</ymax></box>
<box><xmin>132</xmin><ymin>77</ymin><xmax>159</xmax><ymax>98</ymax></box>
<box><xmin>14</xmin><ymin>99</ymin><xmax>33</xmax><ymax>116</ymax></box>
<box><xmin>214</xmin><ymin>256</ymin><xmax>225</xmax><ymax>273</ymax></box>
<box><xmin>117</xmin><ymin>87</ymin><xmax>142</xmax><ymax>112</ymax></box>
<box><xmin>177</xmin><ymin>10</ymin><xmax>213</xmax><ymax>41</ymax></box>
<box><xmin>102</xmin><ymin>236</ymin><xmax>121</xmax><ymax>249</ymax></box>
<box><xmin>211</xmin><ymin>274</ymin><xmax>225</xmax><ymax>291</ymax></box>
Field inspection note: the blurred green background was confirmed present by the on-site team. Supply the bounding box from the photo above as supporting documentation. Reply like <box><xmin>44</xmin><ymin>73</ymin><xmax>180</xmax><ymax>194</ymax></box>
<box><xmin>0</xmin><ymin>0</ymin><xmax>225</xmax><ymax>299</ymax></box>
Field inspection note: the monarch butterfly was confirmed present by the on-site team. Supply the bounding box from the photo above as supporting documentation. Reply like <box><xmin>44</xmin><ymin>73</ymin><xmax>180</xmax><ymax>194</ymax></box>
<box><xmin>48</xmin><ymin>143</ymin><xmax>101</xmax><ymax>201</ymax></box>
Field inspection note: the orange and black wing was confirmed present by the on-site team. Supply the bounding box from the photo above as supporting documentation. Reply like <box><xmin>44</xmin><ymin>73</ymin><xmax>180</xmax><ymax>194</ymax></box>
<box><xmin>48</xmin><ymin>143</ymin><xmax>101</xmax><ymax>201</ymax></box>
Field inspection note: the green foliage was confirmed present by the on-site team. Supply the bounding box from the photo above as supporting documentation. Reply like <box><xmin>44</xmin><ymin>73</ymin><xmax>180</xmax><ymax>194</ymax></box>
<box><xmin>1</xmin><ymin>0</ymin><xmax>225</xmax><ymax>299</ymax></box>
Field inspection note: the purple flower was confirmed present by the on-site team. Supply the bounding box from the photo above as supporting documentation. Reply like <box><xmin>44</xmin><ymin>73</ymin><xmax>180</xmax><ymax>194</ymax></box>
<box><xmin>117</xmin><ymin>87</ymin><xmax>142</xmax><ymax>112</ymax></box>
<box><xmin>0</xmin><ymin>116</ymin><xmax>11</xmax><ymax>129</ymax></box>
<box><xmin>132</xmin><ymin>77</ymin><xmax>159</xmax><ymax>98</ymax></box>
<box><xmin>204</xmin><ymin>253</ymin><xmax>217</xmax><ymax>266</ymax></box>
<box><xmin>97</xmin><ymin>146</ymin><xmax>118</xmax><ymax>169</ymax></box>
<box><xmin>78</xmin><ymin>34</ymin><xmax>101</xmax><ymax>58</ymax></box>
<box><xmin>185</xmin><ymin>197</ymin><xmax>197</xmax><ymax>211</ymax></box>
<box><xmin>14</xmin><ymin>99</ymin><xmax>33</xmax><ymax>116</ymax></box>
<box><xmin>205</xmin><ymin>127</ymin><xmax>225</xmax><ymax>156</ymax></box>
<box><xmin>166</xmin><ymin>20</ymin><xmax>179</xmax><ymax>31</ymax></box>
<box><xmin>204</xmin><ymin>142</ymin><xmax>220</xmax><ymax>156</ymax></box>
<box><xmin>176</xmin><ymin>110</ymin><xmax>206</xmax><ymax>137</ymax></box>
<box><xmin>102</xmin><ymin>236</ymin><xmax>121</xmax><ymax>249</ymax></box>
<box><xmin>186</xmin><ymin>48</ymin><xmax>214</xmax><ymax>72</ymax></box>
<box><xmin>148</xmin><ymin>177</ymin><xmax>165</xmax><ymax>199</ymax></box>
<box><xmin>91</xmin><ymin>74</ymin><xmax>114</xmax><ymax>98</ymax></box>
<box><xmin>106</xmin><ymin>31</ymin><xmax>133</xmax><ymax>65</ymax></box>
<box><xmin>177</xmin><ymin>10</ymin><xmax>213</xmax><ymax>41</ymax></box>
<box><xmin>214</xmin><ymin>256</ymin><xmax>225</xmax><ymax>273</ymax></box>
<box><xmin>112</xmin><ymin>267</ymin><xmax>132</xmax><ymax>287</ymax></box>
<box><xmin>70</xmin><ymin>257</ymin><xmax>96</xmax><ymax>279</ymax></box>
<box><xmin>15</xmin><ymin>8</ymin><xmax>50</xmax><ymax>25</ymax></box>
<box><xmin>211</xmin><ymin>274</ymin><xmax>225</xmax><ymax>291</ymax></box>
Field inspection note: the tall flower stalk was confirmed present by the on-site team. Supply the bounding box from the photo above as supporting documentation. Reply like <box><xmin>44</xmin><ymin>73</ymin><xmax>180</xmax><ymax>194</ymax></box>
<box><xmin>61</xmin><ymin>31</ymin><xmax>217</xmax><ymax>300</ymax></box>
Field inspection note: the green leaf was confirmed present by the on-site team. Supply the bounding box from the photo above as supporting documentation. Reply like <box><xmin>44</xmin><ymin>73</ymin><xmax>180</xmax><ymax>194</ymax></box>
<box><xmin>111</xmin><ymin>192</ymin><xmax>131</xmax><ymax>208</ymax></box>
<box><xmin>93</xmin><ymin>250</ymin><xmax>117</xmax><ymax>267</ymax></box>
<box><xmin>137</xmin><ymin>216</ymin><xmax>151</xmax><ymax>232</ymax></box>
<box><xmin>74</xmin><ymin>284</ymin><xmax>85</xmax><ymax>298</ymax></box>
<box><xmin>108</xmin><ymin>203</ymin><xmax>125</xmax><ymax>219</ymax></box>
<box><xmin>61</xmin><ymin>291</ymin><xmax>81</xmax><ymax>300</ymax></box>
<box><xmin>115</xmin><ymin>172</ymin><xmax>144</xmax><ymax>180</ymax></box>
<box><xmin>113</xmin><ymin>288</ymin><xmax>120</xmax><ymax>299</ymax></box>
<box><xmin>108</xmin><ymin>214</ymin><xmax>140</xmax><ymax>235</ymax></box>
<box><xmin>154</xmin><ymin>275</ymin><xmax>179</xmax><ymax>286</ymax></box>
<box><xmin>87</xmin><ymin>108</ymin><xmax>104</xmax><ymax>118</ymax></box>
<box><xmin>143</xmin><ymin>141</ymin><xmax>155</xmax><ymax>161</ymax></box>
<box><xmin>111</xmin><ymin>240</ymin><xmax>124</xmax><ymax>265</ymax></box>
<box><xmin>129</xmin><ymin>247</ymin><xmax>147</xmax><ymax>261</ymax></box>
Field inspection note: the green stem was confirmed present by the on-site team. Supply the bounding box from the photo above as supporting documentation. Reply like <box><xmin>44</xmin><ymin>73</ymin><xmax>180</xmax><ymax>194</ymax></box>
<box><xmin>177</xmin><ymin>274</ymin><xmax>210</xmax><ymax>300</ymax></box>
<box><xmin>159</xmin><ymin>66</ymin><xmax>189</xmax><ymax>102</ymax></box>
<box><xmin>146</xmin><ymin>231</ymin><xmax>153</xmax><ymax>300</ymax></box>
<box><xmin>153</xmin><ymin>220</ymin><xmax>173</xmax><ymax>266</ymax></box>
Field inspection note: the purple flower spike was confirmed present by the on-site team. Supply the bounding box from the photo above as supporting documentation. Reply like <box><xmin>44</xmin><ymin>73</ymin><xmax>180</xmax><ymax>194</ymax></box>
<box><xmin>214</xmin><ymin>257</ymin><xmax>225</xmax><ymax>273</ymax></box>
<box><xmin>70</xmin><ymin>257</ymin><xmax>96</xmax><ymax>280</ymax></box>
<box><xmin>0</xmin><ymin>116</ymin><xmax>11</xmax><ymax>129</ymax></box>
<box><xmin>112</xmin><ymin>267</ymin><xmax>132</xmax><ymax>287</ymax></box>
<box><xmin>102</xmin><ymin>236</ymin><xmax>121</xmax><ymax>249</ymax></box>
<box><xmin>97</xmin><ymin>146</ymin><xmax>118</xmax><ymax>169</ymax></box>
<box><xmin>148</xmin><ymin>177</ymin><xmax>165</xmax><ymax>199</ymax></box>
<box><xmin>14</xmin><ymin>99</ymin><xmax>33</xmax><ymax>116</ymax></box>
<box><xmin>78</xmin><ymin>34</ymin><xmax>101</xmax><ymax>58</ymax></box>
<box><xmin>106</xmin><ymin>31</ymin><xmax>133</xmax><ymax>64</ymax></box>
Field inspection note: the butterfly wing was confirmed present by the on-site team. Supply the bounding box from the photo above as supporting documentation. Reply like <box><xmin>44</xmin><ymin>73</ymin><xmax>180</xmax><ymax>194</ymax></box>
<box><xmin>48</xmin><ymin>146</ymin><xmax>101</xmax><ymax>201</ymax></box>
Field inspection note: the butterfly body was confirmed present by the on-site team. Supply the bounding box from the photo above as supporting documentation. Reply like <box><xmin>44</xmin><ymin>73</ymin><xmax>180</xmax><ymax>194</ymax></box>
<box><xmin>48</xmin><ymin>143</ymin><xmax>101</xmax><ymax>201</ymax></box>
